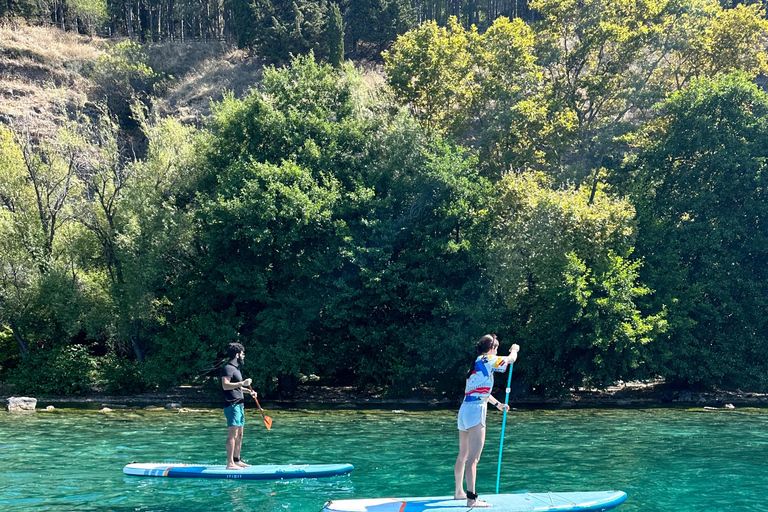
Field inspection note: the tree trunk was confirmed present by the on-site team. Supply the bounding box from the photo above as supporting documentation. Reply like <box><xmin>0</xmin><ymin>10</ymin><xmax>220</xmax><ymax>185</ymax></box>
<box><xmin>126</xmin><ymin>0</ymin><xmax>133</xmax><ymax>37</ymax></box>
<box><xmin>131</xmin><ymin>319</ymin><xmax>144</xmax><ymax>362</ymax></box>
<box><xmin>10</xmin><ymin>319</ymin><xmax>29</xmax><ymax>359</ymax></box>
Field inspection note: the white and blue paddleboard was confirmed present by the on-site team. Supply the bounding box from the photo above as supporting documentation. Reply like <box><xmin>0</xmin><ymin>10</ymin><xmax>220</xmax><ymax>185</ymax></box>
<box><xmin>322</xmin><ymin>491</ymin><xmax>627</xmax><ymax>512</ymax></box>
<box><xmin>124</xmin><ymin>462</ymin><xmax>354</xmax><ymax>480</ymax></box>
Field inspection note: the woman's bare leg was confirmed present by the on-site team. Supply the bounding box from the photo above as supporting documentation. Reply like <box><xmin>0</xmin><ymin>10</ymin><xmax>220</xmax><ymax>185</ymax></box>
<box><xmin>454</xmin><ymin>429</ymin><xmax>469</xmax><ymax>499</ymax></box>
<box><xmin>465</xmin><ymin>423</ymin><xmax>491</xmax><ymax>507</ymax></box>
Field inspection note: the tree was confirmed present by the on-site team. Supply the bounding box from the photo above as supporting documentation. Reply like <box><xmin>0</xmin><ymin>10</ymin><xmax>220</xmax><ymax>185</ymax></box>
<box><xmin>486</xmin><ymin>172</ymin><xmax>665</xmax><ymax>394</ymax></box>
<box><xmin>231</xmin><ymin>0</ymin><xmax>258</xmax><ymax>48</ymax></box>
<box><xmin>251</xmin><ymin>0</ymin><xmax>330</xmax><ymax>64</ymax></box>
<box><xmin>170</xmin><ymin>55</ymin><xmax>499</xmax><ymax>395</ymax></box>
<box><xmin>384</xmin><ymin>16</ymin><xmax>559</xmax><ymax>177</ymax></box>
<box><xmin>531</xmin><ymin>0</ymin><xmax>768</xmax><ymax>188</ymax></box>
<box><xmin>384</xmin><ymin>17</ymin><xmax>483</xmax><ymax>135</ymax></box>
<box><xmin>623</xmin><ymin>73</ymin><xmax>768</xmax><ymax>391</ymax></box>
<box><xmin>327</xmin><ymin>2</ymin><xmax>344</xmax><ymax>67</ymax></box>
<box><xmin>0</xmin><ymin>122</ymin><xmax>89</xmax><ymax>365</ymax></box>
<box><xmin>89</xmin><ymin>41</ymin><xmax>163</xmax><ymax>124</ymax></box>
<box><xmin>346</xmin><ymin>0</ymin><xmax>415</xmax><ymax>58</ymax></box>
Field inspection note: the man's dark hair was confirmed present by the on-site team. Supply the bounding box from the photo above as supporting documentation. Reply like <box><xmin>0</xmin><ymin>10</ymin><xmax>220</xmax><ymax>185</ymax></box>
<box><xmin>227</xmin><ymin>342</ymin><xmax>245</xmax><ymax>360</ymax></box>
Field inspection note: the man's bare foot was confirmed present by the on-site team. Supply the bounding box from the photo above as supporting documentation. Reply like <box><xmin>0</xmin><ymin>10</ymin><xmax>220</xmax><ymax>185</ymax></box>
<box><xmin>235</xmin><ymin>460</ymin><xmax>251</xmax><ymax>468</ymax></box>
<box><xmin>225</xmin><ymin>464</ymin><xmax>243</xmax><ymax>470</ymax></box>
<box><xmin>454</xmin><ymin>493</ymin><xmax>467</xmax><ymax>500</ymax></box>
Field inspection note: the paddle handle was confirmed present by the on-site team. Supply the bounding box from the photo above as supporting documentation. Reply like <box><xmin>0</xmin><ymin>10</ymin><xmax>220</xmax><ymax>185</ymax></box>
<box><xmin>496</xmin><ymin>361</ymin><xmax>514</xmax><ymax>494</ymax></box>
<box><xmin>248</xmin><ymin>386</ymin><xmax>264</xmax><ymax>412</ymax></box>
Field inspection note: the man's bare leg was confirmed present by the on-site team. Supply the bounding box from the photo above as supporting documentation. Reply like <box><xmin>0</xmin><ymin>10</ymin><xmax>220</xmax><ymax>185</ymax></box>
<box><xmin>226</xmin><ymin>426</ymin><xmax>243</xmax><ymax>470</ymax></box>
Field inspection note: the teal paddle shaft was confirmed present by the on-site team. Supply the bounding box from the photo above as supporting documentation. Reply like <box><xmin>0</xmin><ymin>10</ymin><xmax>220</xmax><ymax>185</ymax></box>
<box><xmin>495</xmin><ymin>362</ymin><xmax>514</xmax><ymax>494</ymax></box>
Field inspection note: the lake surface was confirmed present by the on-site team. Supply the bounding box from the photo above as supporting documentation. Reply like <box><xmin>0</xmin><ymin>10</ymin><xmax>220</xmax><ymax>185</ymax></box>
<box><xmin>1</xmin><ymin>404</ymin><xmax>767</xmax><ymax>511</ymax></box>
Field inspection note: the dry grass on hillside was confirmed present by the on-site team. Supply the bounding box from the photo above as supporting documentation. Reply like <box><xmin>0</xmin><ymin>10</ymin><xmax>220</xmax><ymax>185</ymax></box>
<box><xmin>0</xmin><ymin>22</ymin><xmax>388</xmax><ymax>135</ymax></box>
<box><xmin>0</xmin><ymin>19</ymin><xmax>105</xmax><ymax>63</ymax></box>
<box><xmin>0</xmin><ymin>21</ymin><xmax>106</xmax><ymax>135</ymax></box>
<box><xmin>150</xmin><ymin>44</ymin><xmax>263</xmax><ymax>124</ymax></box>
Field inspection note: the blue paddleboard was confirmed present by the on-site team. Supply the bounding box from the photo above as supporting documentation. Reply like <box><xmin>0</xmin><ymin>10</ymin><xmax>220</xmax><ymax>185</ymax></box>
<box><xmin>322</xmin><ymin>491</ymin><xmax>627</xmax><ymax>512</ymax></box>
<box><xmin>124</xmin><ymin>462</ymin><xmax>354</xmax><ymax>480</ymax></box>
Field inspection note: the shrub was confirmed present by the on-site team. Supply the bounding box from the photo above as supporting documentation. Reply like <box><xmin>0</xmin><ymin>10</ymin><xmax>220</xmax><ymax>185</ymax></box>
<box><xmin>89</xmin><ymin>41</ymin><xmax>165</xmax><ymax>124</ymax></box>
<box><xmin>98</xmin><ymin>355</ymin><xmax>153</xmax><ymax>395</ymax></box>
<box><xmin>9</xmin><ymin>344</ymin><xmax>98</xmax><ymax>395</ymax></box>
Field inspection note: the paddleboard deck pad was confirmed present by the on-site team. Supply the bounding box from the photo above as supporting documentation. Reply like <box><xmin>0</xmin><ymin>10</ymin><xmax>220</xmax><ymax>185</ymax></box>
<box><xmin>322</xmin><ymin>491</ymin><xmax>627</xmax><ymax>512</ymax></box>
<box><xmin>124</xmin><ymin>462</ymin><xmax>354</xmax><ymax>480</ymax></box>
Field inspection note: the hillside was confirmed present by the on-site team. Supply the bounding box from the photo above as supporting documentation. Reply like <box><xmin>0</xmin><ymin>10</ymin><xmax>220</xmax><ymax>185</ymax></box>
<box><xmin>0</xmin><ymin>22</ymin><xmax>104</xmax><ymax>136</ymax></box>
<box><xmin>0</xmin><ymin>22</ymin><xmax>264</xmax><ymax>132</ymax></box>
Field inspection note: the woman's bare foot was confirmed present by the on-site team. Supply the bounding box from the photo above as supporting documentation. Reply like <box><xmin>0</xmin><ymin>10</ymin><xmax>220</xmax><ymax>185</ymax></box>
<box><xmin>235</xmin><ymin>460</ymin><xmax>251</xmax><ymax>468</ymax></box>
<box><xmin>467</xmin><ymin>492</ymin><xmax>492</xmax><ymax>508</ymax></box>
<box><xmin>225</xmin><ymin>464</ymin><xmax>243</xmax><ymax>470</ymax></box>
<box><xmin>454</xmin><ymin>492</ymin><xmax>467</xmax><ymax>500</ymax></box>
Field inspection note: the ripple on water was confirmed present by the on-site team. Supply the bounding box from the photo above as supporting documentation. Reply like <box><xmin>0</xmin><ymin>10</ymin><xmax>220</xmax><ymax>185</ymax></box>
<box><xmin>1</xmin><ymin>407</ymin><xmax>768</xmax><ymax>511</ymax></box>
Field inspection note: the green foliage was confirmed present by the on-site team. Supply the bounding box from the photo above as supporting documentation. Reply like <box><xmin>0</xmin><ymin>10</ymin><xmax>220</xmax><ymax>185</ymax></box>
<box><xmin>89</xmin><ymin>41</ymin><xmax>164</xmax><ymax>122</ymax></box>
<box><xmin>623</xmin><ymin>73</ymin><xmax>768</xmax><ymax>390</ymax></box>
<box><xmin>250</xmin><ymin>0</ymin><xmax>330</xmax><ymax>64</ymax></box>
<box><xmin>486</xmin><ymin>173</ymin><xmax>665</xmax><ymax>394</ymax></box>
<box><xmin>532</xmin><ymin>0</ymin><xmax>768</xmax><ymax>186</ymax></box>
<box><xmin>384</xmin><ymin>17</ymin><xmax>482</xmax><ymax>135</ymax></box>
<box><xmin>0</xmin><ymin>327</ymin><xmax>21</xmax><ymax>378</ymax></box>
<box><xmin>347</xmin><ymin>0</ymin><xmax>416</xmax><ymax>57</ymax></box>
<box><xmin>7</xmin><ymin>9</ymin><xmax>768</xmax><ymax>398</ymax></box>
<box><xmin>0</xmin><ymin>0</ymin><xmax>40</xmax><ymax>18</ymax></box>
<box><xmin>9</xmin><ymin>344</ymin><xmax>98</xmax><ymax>395</ymax></box>
<box><xmin>98</xmin><ymin>355</ymin><xmax>151</xmax><ymax>394</ymax></box>
<box><xmin>327</xmin><ymin>2</ymin><xmax>344</xmax><ymax>68</ymax></box>
<box><xmin>171</xmin><ymin>55</ymin><xmax>501</xmax><ymax>396</ymax></box>
<box><xmin>232</xmin><ymin>0</ymin><xmax>258</xmax><ymax>49</ymax></box>
<box><xmin>67</xmin><ymin>0</ymin><xmax>108</xmax><ymax>34</ymax></box>
<box><xmin>384</xmin><ymin>16</ymin><xmax>561</xmax><ymax>176</ymax></box>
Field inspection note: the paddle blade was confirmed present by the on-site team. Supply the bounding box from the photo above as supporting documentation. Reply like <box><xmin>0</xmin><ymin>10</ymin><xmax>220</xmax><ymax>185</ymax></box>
<box><xmin>263</xmin><ymin>415</ymin><xmax>273</xmax><ymax>430</ymax></box>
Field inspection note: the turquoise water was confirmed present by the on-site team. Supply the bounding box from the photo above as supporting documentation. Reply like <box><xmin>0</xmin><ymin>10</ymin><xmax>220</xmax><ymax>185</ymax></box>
<box><xmin>1</xmin><ymin>405</ymin><xmax>767</xmax><ymax>511</ymax></box>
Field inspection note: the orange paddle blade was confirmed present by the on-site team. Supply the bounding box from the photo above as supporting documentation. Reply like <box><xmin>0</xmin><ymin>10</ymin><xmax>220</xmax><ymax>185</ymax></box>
<box><xmin>249</xmin><ymin>386</ymin><xmax>273</xmax><ymax>430</ymax></box>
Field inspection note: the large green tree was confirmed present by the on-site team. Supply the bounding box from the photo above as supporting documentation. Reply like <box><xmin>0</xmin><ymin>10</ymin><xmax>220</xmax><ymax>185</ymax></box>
<box><xmin>486</xmin><ymin>172</ymin><xmax>665</xmax><ymax>394</ymax></box>
<box><xmin>532</xmin><ymin>0</ymin><xmax>768</xmax><ymax>188</ymax></box>
<box><xmin>250</xmin><ymin>0</ymin><xmax>330</xmax><ymax>63</ymax></box>
<box><xmin>623</xmin><ymin>73</ymin><xmax>768</xmax><ymax>391</ymax></box>
<box><xmin>162</xmin><ymin>55</ymin><xmax>499</xmax><ymax>395</ymax></box>
<box><xmin>384</xmin><ymin>16</ymin><xmax>571</xmax><ymax>177</ymax></box>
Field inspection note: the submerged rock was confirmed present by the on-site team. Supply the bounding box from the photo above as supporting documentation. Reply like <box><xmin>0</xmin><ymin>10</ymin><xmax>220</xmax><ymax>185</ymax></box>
<box><xmin>6</xmin><ymin>397</ymin><xmax>37</xmax><ymax>412</ymax></box>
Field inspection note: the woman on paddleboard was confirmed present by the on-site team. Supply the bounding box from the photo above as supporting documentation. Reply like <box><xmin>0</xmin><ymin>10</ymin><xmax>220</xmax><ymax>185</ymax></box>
<box><xmin>454</xmin><ymin>334</ymin><xmax>519</xmax><ymax>508</ymax></box>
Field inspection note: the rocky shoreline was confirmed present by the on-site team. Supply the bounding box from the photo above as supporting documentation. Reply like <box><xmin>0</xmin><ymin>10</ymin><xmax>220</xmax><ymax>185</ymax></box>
<box><xmin>4</xmin><ymin>381</ymin><xmax>768</xmax><ymax>410</ymax></box>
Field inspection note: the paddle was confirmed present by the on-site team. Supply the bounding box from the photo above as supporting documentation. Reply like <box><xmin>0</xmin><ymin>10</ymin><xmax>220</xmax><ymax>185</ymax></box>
<box><xmin>495</xmin><ymin>361</ymin><xmax>514</xmax><ymax>494</ymax></box>
<box><xmin>248</xmin><ymin>386</ymin><xmax>273</xmax><ymax>430</ymax></box>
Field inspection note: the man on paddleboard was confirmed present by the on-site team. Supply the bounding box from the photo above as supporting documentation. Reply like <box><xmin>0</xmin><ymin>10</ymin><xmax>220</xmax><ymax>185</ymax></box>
<box><xmin>221</xmin><ymin>342</ymin><xmax>254</xmax><ymax>470</ymax></box>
